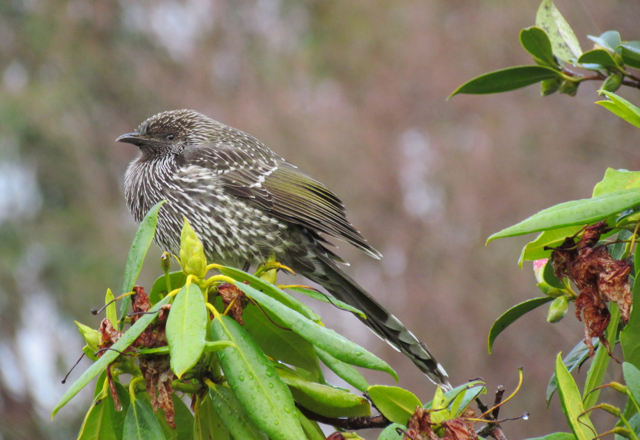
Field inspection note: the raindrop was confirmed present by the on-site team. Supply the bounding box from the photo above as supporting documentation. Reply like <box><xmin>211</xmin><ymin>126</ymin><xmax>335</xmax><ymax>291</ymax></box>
<box><xmin>238</xmin><ymin>375</ymin><xmax>245</xmax><ymax>381</ymax></box>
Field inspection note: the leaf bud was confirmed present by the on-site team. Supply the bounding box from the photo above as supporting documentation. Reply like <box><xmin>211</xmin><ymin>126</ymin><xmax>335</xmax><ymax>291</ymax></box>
<box><xmin>547</xmin><ymin>296</ymin><xmax>569</xmax><ymax>323</ymax></box>
<box><xmin>601</xmin><ymin>73</ymin><xmax>623</xmax><ymax>93</ymax></box>
<box><xmin>540</xmin><ymin>77</ymin><xmax>562</xmax><ymax>96</ymax></box>
<box><xmin>608</xmin><ymin>381</ymin><xmax>627</xmax><ymax>394</ymax></box>
<box><xmin>610</xmin><ymin>427</ymin><xmax>632</xmax><ymax>439</ymax></box>
<box><xmin>160</xmin><ymin>251</ymin><xmax>171</xmax><ymax>271</ymax></box>
<box><xmin>179</xmin><ymin>218</ymin><xmax>208</xmax><ymax>278</ymax></box>
<box><xmin>75</xmin><ymin>321</ymin><xmax>100</xmax><ymax>352</ymax></box>
<box><xmin>598</xmin><ymin>403</ymin><xmax>621</xmax><ymax>417</ymax></box>
<box><xmin>559</xmin><ymin>80</ymin><xmax>579</xmax><ymax>96</ymax></box>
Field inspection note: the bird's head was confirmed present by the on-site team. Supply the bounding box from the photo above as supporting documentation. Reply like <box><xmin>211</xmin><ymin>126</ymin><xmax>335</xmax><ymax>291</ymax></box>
<box><xmin>116</xmin><ymin>109</ymin><xmax>219</xmax><ymax>157</ymax></box>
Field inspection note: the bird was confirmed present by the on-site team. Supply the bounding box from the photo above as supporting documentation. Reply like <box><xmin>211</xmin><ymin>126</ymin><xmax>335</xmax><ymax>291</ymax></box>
<box><xmin>117</xmin><ymin>109</ymin><xmax>450</xmax><ymax>387</ymax></box>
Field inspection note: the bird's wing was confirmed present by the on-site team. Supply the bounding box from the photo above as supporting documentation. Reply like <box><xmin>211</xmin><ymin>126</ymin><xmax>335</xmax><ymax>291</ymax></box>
<box><xmin>182</xmin><ymin>143</ymin><xmax>381</xmax><ymax>259</ymax></box>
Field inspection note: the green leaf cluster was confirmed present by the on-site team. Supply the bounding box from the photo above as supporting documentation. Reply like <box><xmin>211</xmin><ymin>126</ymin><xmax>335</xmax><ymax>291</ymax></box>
<box><xmin>55</xmin><ymin>201</ymin><xmax>439</xmax><ymax>439</ymax></box>
<box><xmin>450</xmin><ymin>0</ymin><xmax>640</xmax><ymax>99</ymax></box>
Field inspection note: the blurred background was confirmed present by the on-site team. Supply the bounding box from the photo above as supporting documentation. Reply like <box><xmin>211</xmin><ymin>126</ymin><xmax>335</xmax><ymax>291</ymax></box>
<box><xmin>1</xmin><ymin>0</ymin><xmax>639</xmax><ymax>438</ymax></box>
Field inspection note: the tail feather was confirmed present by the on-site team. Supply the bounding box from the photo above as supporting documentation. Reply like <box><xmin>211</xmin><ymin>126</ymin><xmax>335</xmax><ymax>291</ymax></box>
<box><xmin>300</xmin><ymin>253</ymin><xmax>451</xmax><ymax>389</ymax></box>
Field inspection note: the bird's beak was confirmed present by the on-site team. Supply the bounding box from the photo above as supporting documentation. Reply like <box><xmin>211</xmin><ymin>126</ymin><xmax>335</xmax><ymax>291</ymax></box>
<box><xmin>116</xmin><ymin>132</ymin><xmax>145</xmax><ymax>145</ymax></box>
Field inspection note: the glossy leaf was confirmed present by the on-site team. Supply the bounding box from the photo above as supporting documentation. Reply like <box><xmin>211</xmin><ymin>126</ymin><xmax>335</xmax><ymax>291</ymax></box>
<box><xmin>520</xmin><ymin>27</ymin><xmax>557</xmax><ymax>67</ymax></box>
<box><xmin>315</xmin><ymin>347</ymin><xmax>369</xmax><ymax>392</ymax></box>
<box><xmin>583</xmin><ymin>303</ymin><xmax>619</xmax><ymax>409</ymax></box>
<box><xmin>518</xmin><ymin>226</ymin><xmax>583</xmax><ymax>267</ymax></box>
<box><xmin>378</xmin><ymin>423</ymin><xmax>405</xmax><ymax>440</ymax></box>
<box><xmin>577</xmin><ymin>49</ymin><xmax>619</xmax><ymax>69</ymax></box>
<box><xmin>296</xmin><ymin>409</ymin><xmax>325</xmax><ymax>440</ymax></box>
<box><xmin>488</xmin><ymin>187</ymin><xmax>640</xmax><ymax>242</ymax></box>
<box><xmin>588</xmin><ymin>31</ymin><xmax>622</xmax><ymax>51</ymax></box>
<box><xmin>194</xmin><ymin>393</ymin><xmax>231</xmax><ymax>440</ymax></box>
<box><xmin>149</xmin><ymin>272</ymin><xmax>186</xmax><ymax>304</ymax></box>
<box><xmin>450</xmin><ymin>66</ymin><xmax>560</xmax><ymax>97</ymax></box>
<box><xmin>233</xmin><ymin>281</ymin><xmax>398</xmax><ymax>380</ymax></box>
<box><xmin>547</xmin><ymin>339</ymin><xmax>597</xmax><ymax>405</ymax></box>
<box><xmin>623</xmin><ymin>363</ymin><xmax>640</xmax><ymax>412</ymax></box>
<box><xmin>368</xmin><ymin>386</ymin><xmax>422</xmax><ymax>425</ymax></box>
<box><xmin>211</xmin><ymin>314</ymin><xmax>305</xmax><ymax>440</ymax></box>
<box><xmin>593</xmin><ymin>168</ymin><xmax>640</xmax><ymax>197</ymax></box>
<box><xmin>242</xmin><ymin>304</ymin><xmax>320</xmax><ymax>377</ymax></box>
<box><xmin>166</xmin><ymin>283</ymin><xmax>207</xmax><ymax>378</ymax></box>
<box><xmin>217</xmin><ymin>266</ymin><xmax>320</xmax><ymax>321</ymax></box>
<box><xmin>207</xmin><ymin>384</ymin><xmax>266</xmax><ymax>440</ymax></box>
<box><xmin>526</xmin><ymin>433</ymin><xmax>577</xmax><ymax>440</ymax></box>
<box><xmin>428</xmin><ymin>386</ymin><xmax>450</xmax><ymax>425</ymax></box>
<box><xmin>447</xmin><ymin>384</ymin><xmax>486</xmax><ymax>418</ymax></box>
<box><xmin>596</xmin><ymin>91</ymin><xmax>640</xmax><ymax>130</ymax></box>
<box><xmin>488</xmin><ymin>297</ymin><xmax>554</xmax><ymax>353</ymax></box>
<box><xmin>105</xmin><ymin>289</ymin><xmax>117</xmax><ymax>328</ymax></box>
<box><xmin>156</xmin><ymin>394</ymin><xmax>194</xmax><ymax>440</ymax></box>
<box><xmin>78</xmin><ymin>381</ymin><xmax>129</xmax><ymax>440</ymax></box>
<box><xmin>621</xmin><ymin>42</ymin><xmax>640</xmax><ymax>69</ymax></box>
<box><xmin>536</xmin><ymin>0</ymin><xmax>582</xmax><ymax>63</ymax></box>
<box><xmin>123</xmin><ymin>397</ymin><xmax>166</xmax><ymax>440</ymax></box>
<box><xmin>119</xmin><ymin>200</ymin><xmax>166</xmax><ymax>328</ymax></box>
<box><xmin>286</xmin><ymin>286</ymin><xmax>365</xmax><ymax>319</ymax></box>
<box><xmin>278</xmin><ymin>367</ymin><xmax>367</xmax><ymax>410</ymax></box>
<box><xmin>621</xmin><ymin>290</ymin><xmax>640</xmax><ymax>370</ymax></box>
<box><xmin>52</xmin><ymin>295</ymin><xmax>172</xmax><ymax>418</ymax></box>
<box><xmin>555</xmin><ymin>353</ymin><xmax>596</xmax><ymax>440</ymax></box>
<box><xmin>289</xmin><ymin>387</ymin><xmax>371</xmax><ymax>418</ymax></box>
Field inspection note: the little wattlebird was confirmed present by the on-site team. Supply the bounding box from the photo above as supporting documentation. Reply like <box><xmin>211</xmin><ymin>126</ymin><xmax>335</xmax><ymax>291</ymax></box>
<box><xmin>117</xmin><ymin>109</ymin><xmax>450</xmax><ymax>387</ymax></box>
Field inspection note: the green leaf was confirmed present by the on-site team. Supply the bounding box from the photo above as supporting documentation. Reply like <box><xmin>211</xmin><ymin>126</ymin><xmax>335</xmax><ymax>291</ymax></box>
<box><xmin>52</xmin><ymin>295</ymin><xmax>172</xmax><ymax>418</ymax></box>
<box><xmin>277</xmin><ymin>367</ymin><xmax>368</xmax><ymax>411</ymax></box>
<box><xmin>242</xmin><ymin>304</ymin><xmax>320</xmax><ymax>377</ymax></box>
<box><xmin>149</xmin><ymin>272</ymin><xmax>186</xmax><ymax>305</ymax></box>
<box><xmin>577</xmin><ymin>49</ymin><xmax>619</xmax><ymax>69</ymax></box>
<box><xmin>78</xmin><ymin>381</ymin><xmax>129</xmax><ymax>440</ymax></box>
<box><xmin>378</xmin><ymin>423</ymin><xmax>405</xmax><ymax>440</ymax></box>
<box><xmin>166</xmin><ymin>283</ymin><xmax>207</xmax><ymax>378</ymax></box>
<box><xmin>217</xmin><ymin>266</ymin><xmax>320</xmax><ymax>322</ymax></box>
<box><xmin>623</xmin><ymin>363</ymin><xmax>640</xmax><ymax>423</ymax></box>
<box><xmin>593</xmin><ymin>169</ymin><xmax>640</xmax><ymax>197</ymax></box>
<box><xmin>520</xmin><ymin>27</ymin><xmax>557</xmax><ymax>67</ymax></box>
<box><xmin>450</xmin><ymin>66</ymin><xmax>561</xmax><ymax>97</ymax></box>
<box><xmin>286</xmin><ymin>286</ymin><xmax>365</xmax><ymax>319</ymax></box>
<box><xmin>119</xmin><ymin>200</ymin><xmax>166</xmax><ymax>329</ymax></box>
<box><xmin>596</xmin><ymin>91</ymin><xmax>640</xmax><ymax>130</ymax></box>
<box><xmin>518</xmin><ymin>226</ymin><xmax>583</xmax><ymax>267</ymax></box>
<box><xmin>123</xmin><ymin>397</ymin><xmax>166</xmax><ymax>440</ymax></box>
<box><xmin>555</xmin><ymin>353</ymin><xmax>596</xmax><ymax>440</ymax></box>
<box><xmin>583</xmin><ymin>303</ymin><xmax>619</xmax><ymax>409</ymax></box>
<box><xmin>194</xmin><ymin>393</ymin><xmax>231</xmax><ymax>440</ymax></box>
<box><xmin>488</xmin><ymin>187</ymin><xmax>640</xmax><ymax>242</ymax></box>
<box><xmin>428</xmin><ymin>386</ymin><xmax>450</xmax><ymax>425</ymax></box>
<box><xmin>368</xmin><ymin>386</ymin><xmax>422</xmax><ymax>425</ymax></box>
<box><xmin>207</xmin><ymin>384</ymin><xmax>266</xmax><ymax>440</ymax></box>
<box><xmin>296</xmin><ymin>409</ymin><xmax>325</xmax><ymax>440</ymax></box>
<box><xmin>621</xmin><ymin>291</ymin><xmax>640</xmax><ymax>370</ymax></box>
<box><xmin>447</xmin><ymin>384</ymin><xmax>486</xmax><ymax>418</ymax></box>
<box><xmin>526</xmin><ymin>433</ymin><xmax>577</xmax><ymax>440</ymax></box>
<box><xmin>536</xmin><ymin>0</ymin><xmax>582</xmax><ymax>63</ymax></box>
<box><xmin>587</xmin><ymin>31</ymin><xmax>622</xmax><ymax>52</ymax></box>
<box><xmin>105</xmin><ymin>289</ymin><xmax>117</xmax><ymax>328</ymax></box>
<box><xmin>315</xmin><ymin>347</ymin><xmax>369</xmax><ymax>393</ymax></box>
<box><xmin>488</xmin><ymin>297</ymin><xmax>554</xmax><ymax>353</ymax></box>
<box><xmin>211</xmin><ymin>314</ymin><xmax>305</xmax><ymax>440</ymax></box>
<box><xmin>289</xmin><ymin>386</ymin><xmax>371</xmax><ymax>418</ymax></box>
<box><xmin>620</xmin><ymin>42</ymin><xmax>640</xmax><ymax>69</ymax></box>
<box><xmin>156</xmin><ymin>394</ymin><xmax>195</xmax><ymax>440</ymax></box>
<box><xmin>233</xmin><ymin>281</ymin><xmax>398</xmax><ymax>380</ymax></box>
<box><xmin>547</xmin><ymin>340</ymin><xmax>597</xmax><ymax>406</ymax></box>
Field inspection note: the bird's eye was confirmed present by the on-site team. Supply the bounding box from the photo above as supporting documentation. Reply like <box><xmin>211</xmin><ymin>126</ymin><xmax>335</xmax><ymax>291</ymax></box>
<box><xmin>166</xmin><ymin>134</ymin><xmax>175</xmax><ymax>141</ymax></box>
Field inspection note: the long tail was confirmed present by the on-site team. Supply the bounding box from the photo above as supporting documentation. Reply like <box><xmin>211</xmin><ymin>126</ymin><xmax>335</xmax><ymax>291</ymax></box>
<box><xmin>299</xmin><ymin>253</ymin><xmax>451</xmax><ymax>389</ymax></box>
